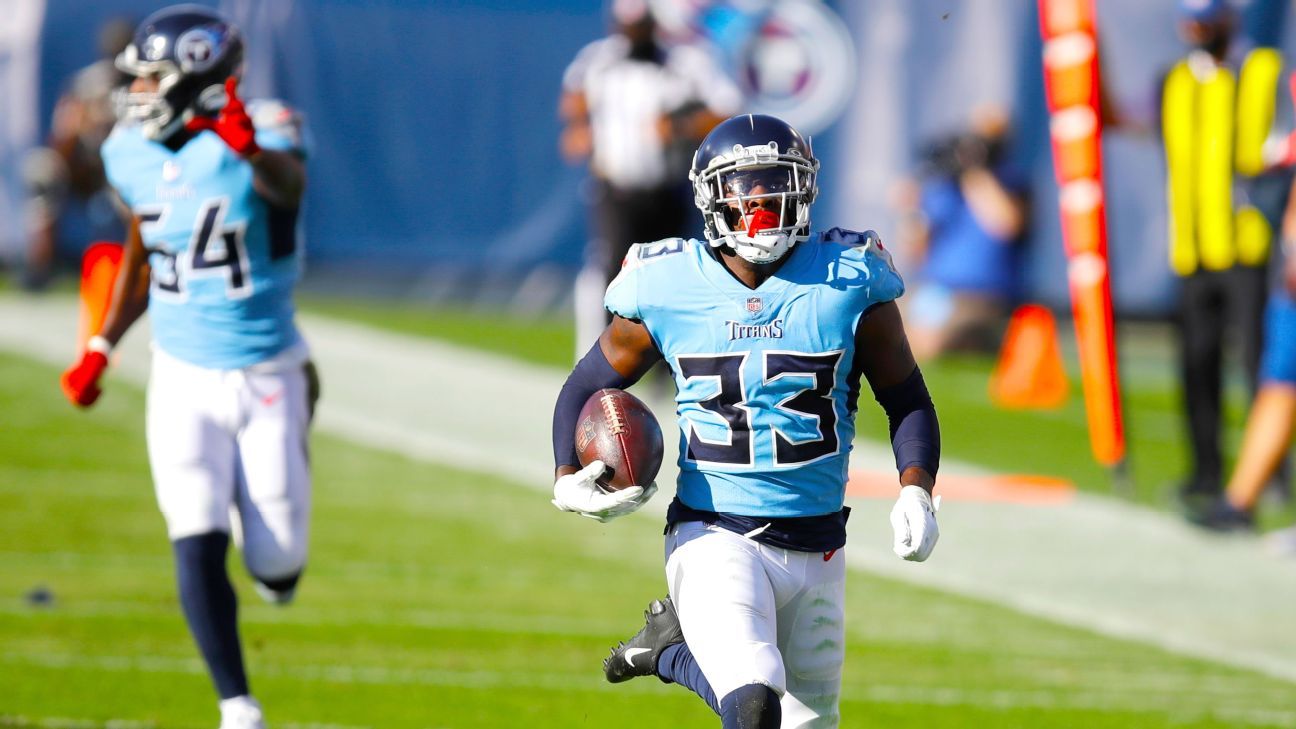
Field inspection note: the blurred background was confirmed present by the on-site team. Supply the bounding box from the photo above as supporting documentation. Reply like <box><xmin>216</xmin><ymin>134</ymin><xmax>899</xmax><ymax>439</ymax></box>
<box><xmin>7</xmin><ymin>0</ymin><xmax>1296</xmax><ymax>727</ymax></box>
<box><xmin>4</xmin><ymin>0</ymin><xmax>1292</xmax><ymax>313</ymax></box>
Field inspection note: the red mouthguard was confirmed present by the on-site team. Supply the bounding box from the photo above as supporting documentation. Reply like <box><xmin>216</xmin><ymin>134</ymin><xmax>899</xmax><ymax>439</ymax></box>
<box><xmin>747</xmin><ymin>209</ymin><xmax>780</xmax><ymax>235</ymax></box>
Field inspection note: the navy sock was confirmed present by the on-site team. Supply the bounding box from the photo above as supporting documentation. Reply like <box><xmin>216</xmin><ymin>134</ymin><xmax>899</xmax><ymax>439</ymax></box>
<box><xmin>720</xmin><ymin>683</ymin><xmax>781</xmax><ymax>728</ymax></box>
<box><xmin>656</xmin><ymin>642</ymin><xmax>719</xmax><ymax>713</ymax></box>
<box><xmin>173</xmin><ymin>532</ymin><xmax>248</xmax><ymax>699</ymax></box>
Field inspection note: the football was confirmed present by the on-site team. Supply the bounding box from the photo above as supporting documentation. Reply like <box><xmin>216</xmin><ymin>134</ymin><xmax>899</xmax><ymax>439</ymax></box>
<box><xmin>575</xmin><ymin>388</ymin><xmax>665</xmax><ymax>492</ymax></box>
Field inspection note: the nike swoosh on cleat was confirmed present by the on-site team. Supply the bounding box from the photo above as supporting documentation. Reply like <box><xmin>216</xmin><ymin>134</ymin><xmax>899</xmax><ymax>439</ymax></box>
<box><xmin>623</xmin><ymin>647</ymin><xmax>652</xmax><ymax>666</ymax></box>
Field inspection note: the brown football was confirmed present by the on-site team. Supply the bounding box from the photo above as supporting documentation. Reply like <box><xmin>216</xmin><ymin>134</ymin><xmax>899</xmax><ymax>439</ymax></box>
<box><xmin>575</xmin><ymin>388</ymin><xmax>665</xmax><ymax>492</ymax></box>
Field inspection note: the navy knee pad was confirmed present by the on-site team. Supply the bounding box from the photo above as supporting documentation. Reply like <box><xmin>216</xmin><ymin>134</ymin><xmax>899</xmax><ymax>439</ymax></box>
<box><xmin>720</xmin><ymin>683</ymin><xmax>781</xmax><ymax>729</ymax></box>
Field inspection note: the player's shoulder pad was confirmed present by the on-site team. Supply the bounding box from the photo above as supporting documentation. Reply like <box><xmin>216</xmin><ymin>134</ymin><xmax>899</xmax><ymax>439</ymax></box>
<box><xmin>100</xmin><ymin>122</ymin><xmax>149</xmax><ymax>197</ymax></box>
<box><xmin>819</xmin><ymin>227</ymin><xmax>905</xmax><ymax>299</ymax></box>
<box><xmin>248</xmin><ymin>98</ymin><xmax>308</xmax><ymax>157</ymax></box>
<box><xmin>102</xmin><ymin>120</ymin><xmax>144</xmax><ymax>155</ymax></box>
<box><xmin>620</xmin><ymin>237</ymin><xmax>691</xmax><ymax>275</ymax></box>
<box><xmin>605</xmin><ymin>237</ymin><xmax>695</xmax><ymax>321</ymax></box>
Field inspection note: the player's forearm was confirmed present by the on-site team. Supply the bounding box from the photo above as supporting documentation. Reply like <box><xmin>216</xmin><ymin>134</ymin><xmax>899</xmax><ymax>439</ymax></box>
<box><xmin>249</xmin><ymin>149</ymin><xmax>305</xmax><ymax>209</ymax></box>
<box><xmin>97</xmin><ymin>224</ymin><xmax>150</xmax><ymax>347</ymax></box>
<box><xmin>872</xmin><ymin>367</ymin><xmax>941</xmax><ymax>483</ymax></box>
<box><xmin>899</xmin><ymin>466</ymin><xmax>936</xmax><ymax>495</ymax></box>
<box><xmin>99</xmin><ymin>261</ymin><xmax>150</xmax><ymax>347</ymax></box>
<box><xmin>552</xmin><ymin>342</ymin><xmax>637</xmax><ymax>470</ymax></box>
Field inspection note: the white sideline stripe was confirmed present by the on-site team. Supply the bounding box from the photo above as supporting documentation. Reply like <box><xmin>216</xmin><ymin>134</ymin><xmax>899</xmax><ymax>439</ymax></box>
<box><xmin>3</xmin><ymin>653</ymin><xmax>1293</xmax><ymax>722</ymax></box>
<box><xmin>0</xmin><ymin>717</ymin><xmax>364</xmax><ymax>729</ymax></box>
<box><xmin>3</xmin><ymin>296</ymin><xmax>1296</xmax><ymax>687</ymax></box>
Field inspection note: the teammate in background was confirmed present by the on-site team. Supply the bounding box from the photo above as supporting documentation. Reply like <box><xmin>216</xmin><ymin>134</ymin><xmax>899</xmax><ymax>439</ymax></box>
<box><xmin>20</xmin><ymin>18</ymin><xmax>133</xmax><ymax>290</ymax></box>
<box><xmin>893</xmin><ymin>105</ymin><xmax>1028</xmax><ymax>362</ymax></box>
<box><xmin>550</xmin><ymin>114</ymin><xmax>941</xmax><ymax>727</ymax></box>
<box><xmin>58</xmin><ymin>7</ymin><xmax>314</xmax><ymax>728</ymax></box>
<box><xmin>559</xmin><ymin>0</ymin><xmax>741</xmax><ymax>358</ymax></box>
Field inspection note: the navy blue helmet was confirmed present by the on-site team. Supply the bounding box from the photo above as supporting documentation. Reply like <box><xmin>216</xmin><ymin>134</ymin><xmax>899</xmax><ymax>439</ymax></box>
<box><xmin>116</xmin><ymin>4</ymin><xmax>244</xmax><ymax>140</ymax></box>
<box><xmin>690</xmin><ymin>114</ymin><xmax>819</xmax><ymax>264</ymax></box>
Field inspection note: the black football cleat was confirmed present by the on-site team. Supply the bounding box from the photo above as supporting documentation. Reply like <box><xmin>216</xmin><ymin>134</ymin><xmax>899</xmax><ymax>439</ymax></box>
<box><xmin>603</xmin><ymin>597</ymin><xmax>684</xmax><ymax>683</ymax></box>
<box><xmin>1184</xmin><ymin>497</ymin><xmax>1255</xmax><ymax>533</ymax></box>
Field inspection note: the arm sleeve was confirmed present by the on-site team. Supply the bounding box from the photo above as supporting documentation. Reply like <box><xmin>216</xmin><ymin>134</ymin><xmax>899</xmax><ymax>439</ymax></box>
<box><xmin>871</xmin><ymin>366</ymin><xmax>940</xmax><ymax>476</ymax></box>
<box><xmin>552</xmin><ymin>341</ymin><xmax>641</xmax><ymax>469</ymax></box>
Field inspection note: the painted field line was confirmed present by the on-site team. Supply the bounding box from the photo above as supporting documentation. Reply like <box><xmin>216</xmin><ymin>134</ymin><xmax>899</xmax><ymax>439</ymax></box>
<box><xmin>4</xmin><ymin>652</ymin><xmax>1292</xmax><ymax>723</ymax></box>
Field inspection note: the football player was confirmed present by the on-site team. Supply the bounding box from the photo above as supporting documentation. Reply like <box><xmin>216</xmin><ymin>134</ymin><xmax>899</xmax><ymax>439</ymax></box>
<box><xmin>551</xmin><ymin>114</ymin><xmax>941</xmax><ymax>727</ymax></box>
<box><xmin>59</xmin><ymin>6</ymin><xmax>314</xmax><ymax>728</ymax></box>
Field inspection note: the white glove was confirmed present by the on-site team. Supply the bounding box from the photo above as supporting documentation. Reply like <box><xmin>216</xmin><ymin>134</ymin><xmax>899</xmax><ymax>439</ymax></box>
<box><xmin>890</xmin><ymin>485</ymin><xmax>941</xmax><ymax>562</ymax></box>
<box><xmin>552</xmin><ymin>460</ymin><xmax>658</xmax><ymax>523</ymax></box>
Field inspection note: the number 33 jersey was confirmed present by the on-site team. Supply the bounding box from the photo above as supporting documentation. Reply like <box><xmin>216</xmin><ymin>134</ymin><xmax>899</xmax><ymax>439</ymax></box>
<box><xmin>101</xmin><ymin>99</ymin><xmax>307</xmax><ymax>370</ymax></box>
<box><xmin>605</xmin><ymin>231</ymin><xmax>905</xmax><ymax>518</ymax></box>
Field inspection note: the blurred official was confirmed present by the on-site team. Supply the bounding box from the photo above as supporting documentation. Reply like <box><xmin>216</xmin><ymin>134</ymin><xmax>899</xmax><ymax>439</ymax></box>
<box><xmin>560</xmin><ymin>0</ymin><xmax>741</xmax><ymax>355</ymax></box>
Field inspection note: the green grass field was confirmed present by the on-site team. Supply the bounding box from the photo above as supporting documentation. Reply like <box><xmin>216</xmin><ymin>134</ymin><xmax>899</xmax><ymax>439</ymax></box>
<box><xmin>4</xmin><ymin>342</ymin><xmax>1296</xmax><ymax>727</ymax></box>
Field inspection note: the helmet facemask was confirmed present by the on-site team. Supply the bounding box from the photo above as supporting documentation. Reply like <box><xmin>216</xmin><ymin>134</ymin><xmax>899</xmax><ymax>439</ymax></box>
<box><xmin>692</xmin><ymin>142</ymin><xmax>818</xmax><ymax>264</ymax></box>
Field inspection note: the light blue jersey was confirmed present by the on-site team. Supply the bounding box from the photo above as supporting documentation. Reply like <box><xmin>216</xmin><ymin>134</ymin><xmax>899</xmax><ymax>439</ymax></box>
<box><xmin>101</xmin><ymin>99</ymin><xmax>307</xmax><ymax>369</ymax></box>
<box><xmin>605</xmin><ymin>231</ymin><xmax>904</xmax><ymax>517</ymax></box>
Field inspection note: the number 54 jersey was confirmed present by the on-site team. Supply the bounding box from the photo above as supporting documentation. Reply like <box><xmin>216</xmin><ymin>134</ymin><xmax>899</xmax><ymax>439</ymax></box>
<box><xmin>605</xmin><ymin>231</ymin><xmax>905</xmax><ymax>518</ymax></box>
<box><xmin>101</xmin><ymin>99</ymin><xmax>307</xmax><ymax>370</ymax></box>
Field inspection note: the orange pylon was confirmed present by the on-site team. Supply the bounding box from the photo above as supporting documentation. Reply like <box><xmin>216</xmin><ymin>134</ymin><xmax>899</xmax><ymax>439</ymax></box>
<box><xmin>989</xmin><ymin>304</ymin><xmax>1070</xmax><ymax>410</ymax></box>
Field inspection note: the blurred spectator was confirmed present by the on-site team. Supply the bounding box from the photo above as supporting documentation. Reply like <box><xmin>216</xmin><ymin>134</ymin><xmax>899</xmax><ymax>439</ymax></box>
<box><xmin>19</xmin><ymin>17</ymin><xmax>132</xmax><ymax>291</ymax></box>
<box><xmin>893</xmin><ymin>105</ymin><xmax>1028</xmax><ymax>362</ymax></box>
<box><xmin>1190</xmin><ymin>166</ymin><xmax>1296</xmax><ymax>545</ymax></box>
<box><xmin>559</xmin><ymin>0</ymin><xmax>741</xmax><ymax>356</ymax></box>
<box><xmin>1147</xmin><ymin>0</ymin><xmax>1288</xmax><ymax>512</ymax></box>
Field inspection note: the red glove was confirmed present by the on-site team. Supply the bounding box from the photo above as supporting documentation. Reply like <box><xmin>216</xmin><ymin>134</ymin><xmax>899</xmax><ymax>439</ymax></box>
<box><xmin>61</xmin><ymin>336</ymin><xmax>112</xmax><ymax>408</ymax></box>
<box><xmin>186</xmin><ymin>77</ymin><xmax>261</xmax><ymax>158</ymax></box>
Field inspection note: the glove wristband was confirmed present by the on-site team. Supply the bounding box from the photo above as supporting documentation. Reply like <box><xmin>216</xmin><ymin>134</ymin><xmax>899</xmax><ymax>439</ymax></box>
<box><xmin>86</xmin><ymin>335</ymin><xmax>113</xmax><ymax>356</ymax></box>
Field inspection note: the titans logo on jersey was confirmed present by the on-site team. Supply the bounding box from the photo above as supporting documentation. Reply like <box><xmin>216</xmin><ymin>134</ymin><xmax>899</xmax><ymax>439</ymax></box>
<box><xmin>605</xmin><ymin>231</ymin><xmax>904</xmax><ymax>518</ymax></box>
<box><xmin>101</xmin><ymin>100</ymin><xmax>307</xmax><ymax>369</ymax></box>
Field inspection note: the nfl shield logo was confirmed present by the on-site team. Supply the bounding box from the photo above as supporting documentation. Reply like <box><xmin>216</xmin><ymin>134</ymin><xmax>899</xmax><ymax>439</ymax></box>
<box><xmin>746</xmin><ymin>297</ymin><xmax>763</xmax><ymax>314</ymax></box>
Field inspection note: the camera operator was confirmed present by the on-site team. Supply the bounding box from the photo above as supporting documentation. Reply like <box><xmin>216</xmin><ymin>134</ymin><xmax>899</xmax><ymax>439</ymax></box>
<box><xmin>894</xmin><ymin>105</ymin><xmax>1029</xmax><ymax>362</ymax></box>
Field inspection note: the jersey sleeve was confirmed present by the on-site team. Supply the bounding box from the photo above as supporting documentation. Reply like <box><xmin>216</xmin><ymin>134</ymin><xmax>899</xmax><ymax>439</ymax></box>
<box><xmin>248</xmin><ymin>99</ymin><xmax>309</xmax><ymax>158</ymax></box>
<box><xmin>603</xmin><ymin>243</ymin><xmax>644</xmax><ymax>320</ymax></box>
<box><xmin>821</xmin><ymin>227</ymin><xmax>906</xmax><ymax>306</ymax></box>
<box><xmin>99</xmin><ymin>125</ymin><xmax>137</xmax><ymax>208</ymax></box>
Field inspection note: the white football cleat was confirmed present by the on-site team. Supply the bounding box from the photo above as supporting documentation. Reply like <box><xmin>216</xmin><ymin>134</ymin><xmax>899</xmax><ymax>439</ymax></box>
<box><xmin>219</xmin><ymin>695</ymin><xmax>266</xmax><ymax>729</ymax></box>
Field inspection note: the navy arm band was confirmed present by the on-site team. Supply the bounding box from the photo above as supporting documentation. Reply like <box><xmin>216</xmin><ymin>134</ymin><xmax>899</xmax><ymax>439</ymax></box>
<box><xmin>871</xmin><ymin>366</ymin><xmax>940</xmax><ymax>477</ymax></box>
<box><xmin>552</xmin><ymin>341</ymin><xmax>639</xmax><ymax>470</ymax></box>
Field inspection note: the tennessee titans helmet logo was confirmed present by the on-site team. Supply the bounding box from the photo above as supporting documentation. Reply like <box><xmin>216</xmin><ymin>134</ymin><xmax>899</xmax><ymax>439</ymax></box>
<box><xmin>176</xmin><ymin>28</ymin><xmax>221</xmax><ymax>73</ymax></box>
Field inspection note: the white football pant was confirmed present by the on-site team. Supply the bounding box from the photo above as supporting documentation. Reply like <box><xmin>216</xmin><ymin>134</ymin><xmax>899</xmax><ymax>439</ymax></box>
<box><xmin>666</xmin><ymin>521</ymin><xmax>846</xmax><ymax>728</ymax></box>
<box><xmin>147</xmin><ymin>345</ymin><xmax>312</xmax><ymax>583</ymax></box>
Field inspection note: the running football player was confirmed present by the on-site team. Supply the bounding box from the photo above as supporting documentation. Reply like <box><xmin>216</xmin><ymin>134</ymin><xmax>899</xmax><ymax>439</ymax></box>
<box><xmin>59</xmin><ymin>6</ymin><xmax>314</xmax><ymax>728</ymax></box>
<box><xmin>551</xmin><ymin>114</ymin><xmax>941</xmax><ymax>727</ymax></box>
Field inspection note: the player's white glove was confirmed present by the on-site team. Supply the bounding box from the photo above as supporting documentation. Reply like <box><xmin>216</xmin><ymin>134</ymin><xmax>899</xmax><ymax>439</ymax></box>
<box><xmin>890</xmin><ymin>485</ymin><xmax>941</xmax><ymax>562</ymax></box>
<box><xmin>552</xmin><ymin>460</ymin><xmax>658</xmax><ymax>523</ymax></box>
